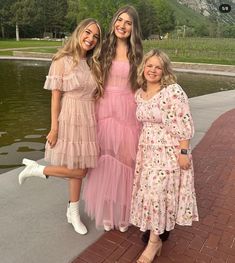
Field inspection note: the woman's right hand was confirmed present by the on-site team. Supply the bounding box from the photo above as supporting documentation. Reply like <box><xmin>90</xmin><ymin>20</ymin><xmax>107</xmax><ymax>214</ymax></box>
<box><xmin>46</xmin><ymin>130</ymin><xmax>58</xmax><ymax>148</ymax></box>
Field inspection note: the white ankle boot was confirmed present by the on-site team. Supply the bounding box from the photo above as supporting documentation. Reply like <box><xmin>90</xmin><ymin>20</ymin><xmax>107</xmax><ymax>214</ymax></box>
<box><xmin>18</xmin><ymin>158</ymin><xmax>47</xmax><ymax>185</ymax></box>
<box><xmin>66</xmin><ymin>201</ymin><xmax>87</xmax><ymax>235</ymax></box>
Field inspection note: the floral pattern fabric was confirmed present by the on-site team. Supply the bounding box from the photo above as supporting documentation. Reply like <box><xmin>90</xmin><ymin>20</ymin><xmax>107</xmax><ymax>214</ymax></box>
<box><xmin>130</xmin><ymin>84</ymin><xmax>199</xmax><ymax>235</ymax></box>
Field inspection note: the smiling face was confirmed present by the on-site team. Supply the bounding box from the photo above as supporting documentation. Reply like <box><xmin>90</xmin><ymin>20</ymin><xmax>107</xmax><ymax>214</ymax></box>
<box><xmin>79</xmin><ymin>23</ymin><xmax>100</xmax><ymax>56</ymax></box>
<box><xmin>144</xmin><ymin>55</ymin><xmax>163</xmax><ymax>85</ymax></box>
<box><xmin>114</xmin><ymin>12</ymin><xmax>132</xmax><ymax>40</ymax></box>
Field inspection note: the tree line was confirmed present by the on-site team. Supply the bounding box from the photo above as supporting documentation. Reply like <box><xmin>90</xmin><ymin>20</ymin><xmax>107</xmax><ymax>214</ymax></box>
<box><xmin>0</xmin><ymin>0</ymin><xmax>234</xmax><ymax>41</ymax></box>
<box><xmin>0</xmin><ymin>0</ymin><xmax>176</xmax><ymax>40</ymax></box>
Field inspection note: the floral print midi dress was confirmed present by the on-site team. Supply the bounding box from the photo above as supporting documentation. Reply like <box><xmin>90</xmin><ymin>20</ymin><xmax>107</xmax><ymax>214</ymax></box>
<box><xmin>130</xmin><ymin>83</ymin><xmax>199</xmax><ymax>235</ymax></box>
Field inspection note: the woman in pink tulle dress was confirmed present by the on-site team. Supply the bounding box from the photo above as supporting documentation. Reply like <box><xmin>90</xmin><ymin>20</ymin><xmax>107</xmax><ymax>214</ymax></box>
<box><xmin>130</xmin><ymin>49</ymin><xmax>199</xmax><ymax>263</ymax></box>
<box><xmin>83</xmin><ymin>6</ymin><xmax>143</xmax><ymax>232</ymax></box>
<box><xmin>18</xmin><ymin>19</ymin><xmax>103</xmax><ymax>235</ymax></box>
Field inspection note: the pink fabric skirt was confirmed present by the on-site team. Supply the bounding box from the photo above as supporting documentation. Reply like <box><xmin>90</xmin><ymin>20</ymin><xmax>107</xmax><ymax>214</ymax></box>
<box><xmin>83</xmin><ymin>88</ymin><xmax>140</xmax><ymax>228</ymax></box>
<box><xmin>44</xmin><ymin>94</ymin><xmax>99</xmax><ymax>169</ymax></box>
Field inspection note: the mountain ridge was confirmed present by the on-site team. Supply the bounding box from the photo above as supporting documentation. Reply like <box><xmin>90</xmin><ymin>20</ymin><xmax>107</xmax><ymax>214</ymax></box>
<box><xmin>176</xmin><ymin>0</ymin><xmax>235</xmax><ymax>24</ymax></box>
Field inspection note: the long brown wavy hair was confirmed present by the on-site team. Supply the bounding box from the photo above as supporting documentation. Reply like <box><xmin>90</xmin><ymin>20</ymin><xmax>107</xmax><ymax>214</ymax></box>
<box><xmin>138</xmin><ymin>49</ymin><xmax>177</xmax><ymax>91</ymax></box>
<box><xmin>53</xmin><ymin>18</ymin><xmax>103</xmax><ymax>98</ymax></box>
<box><xmin>101</xmin><ymin>5</ymin><xmax>143</xmax><ymax>91</ymax></box>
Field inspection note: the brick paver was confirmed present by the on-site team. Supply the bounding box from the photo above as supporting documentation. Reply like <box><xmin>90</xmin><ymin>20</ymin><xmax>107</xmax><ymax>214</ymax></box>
<box><xmin>72</xmin><ymin>109</ymin><xmax>235</xmax><ymax>263</ymax></box>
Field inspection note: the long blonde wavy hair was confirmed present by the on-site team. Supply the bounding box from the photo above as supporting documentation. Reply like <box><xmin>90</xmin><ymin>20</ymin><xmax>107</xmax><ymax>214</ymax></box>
<box><xmin>101</xmin><ymin>5</ymin><xmax>143</xmax><ymax>91</ymax></box>
<box><xmin>138</xmin><ymin>49</ymin><xmax>177</xmax><ymax>91</ymax></box>
<box><xmin>53</xmin><ymin>18</ymin><xmax>103</xmax><ymax>98</ymax></box>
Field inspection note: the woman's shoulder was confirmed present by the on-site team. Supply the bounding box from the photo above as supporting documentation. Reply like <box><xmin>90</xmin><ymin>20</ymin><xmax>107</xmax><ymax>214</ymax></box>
<box><xmin>165</xmin><ymin>83</ymin><xmax>184</xmax><ymax>94</ymax></box>
<box><xmin>163</xmin><ymin>83</ymin><xmax>189</xmax><ymax>106</ymax></box>
<box><xmin>50</xmin><ymin>55</ymin><xmax>67</xmax><ymax>68</ymax></box>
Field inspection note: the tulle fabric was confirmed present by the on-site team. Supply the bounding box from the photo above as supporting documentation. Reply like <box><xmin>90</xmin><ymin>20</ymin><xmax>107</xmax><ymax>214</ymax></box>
<box><xmin>44</xmin><ymin>56</ymin><xmax>99</xmax><ymax>169</ymax></box>
<box><xmin>83</xmin><ymin>61</ymin><xmax>140</xmax><ymax>228</ymax></box>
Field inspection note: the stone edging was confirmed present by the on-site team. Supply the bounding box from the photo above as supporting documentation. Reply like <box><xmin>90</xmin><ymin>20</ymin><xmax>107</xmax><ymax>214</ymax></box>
<box><xmin>172</xmin><ymin>62</ymin><xmax>235</xmax><ymax>73</ymax></box>
<box><xmin>0</xmin><ymin>53</ymin><xmax>234</xmax><ymax>76</ymax></box>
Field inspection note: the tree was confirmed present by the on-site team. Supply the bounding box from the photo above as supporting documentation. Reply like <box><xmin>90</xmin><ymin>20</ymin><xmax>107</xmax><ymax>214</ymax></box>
<box><xmin>155</xmin><ymin>0</ymin><xmax>176</xmax><ymax>34</ymax></box>
<box><xmin>66</xmin><ymin>0</ymin><xmax>80</xmax><ymax>31</ymax></box>
<box><xmin>76</xmin><ymin>0</ymin><xmax>122</xmax><ymax>32</ymax></box>
<box><xmin>0</xmin><ymin>0</ymin><xmax>15</xmax><ymax>38</ymax></box>
<box><xmin>75</xmin><ymin>0</ymin><xmax>176</xmax><ymax>39</ymax></box>
<box><xmin>134</xmin><ymin>0</ymin><xmax>159</xmax><ymax>39</ymax></box>
<box><xmin>10</xmin><ymin>0</ymin><xmax>37</xmax><ymax>41</ymax></box>
<box><xmin>43</xmin><ymin>0</ymin><xmax>67</xmax><ymax>38</ymax></box>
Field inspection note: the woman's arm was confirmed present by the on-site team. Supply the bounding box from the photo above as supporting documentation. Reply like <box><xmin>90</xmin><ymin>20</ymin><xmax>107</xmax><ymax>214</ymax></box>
<box><xmin>46</xmin><ymin>90</ymin><xmax>62</xmax><ymax>147</ymax></box>
<box><xmin>178</xmin><ymin>139</ymin><xmax>191</xmax><ymax>170</ymax></box>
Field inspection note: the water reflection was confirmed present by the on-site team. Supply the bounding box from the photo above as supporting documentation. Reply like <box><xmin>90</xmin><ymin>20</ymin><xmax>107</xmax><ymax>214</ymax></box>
<box><xmin>0</xmin><ymin>60</ymin><xmax>234</xmax><ymax>173</ymax></box>
<box><xmin>177</xmin><ymin>72</ymin><xmax>235</xmax><ymax>98</ymax></box>
<box><xmin>0</xmin><ymin>60</ymin><xmax>50</xmax><ymax>173</ymax></box>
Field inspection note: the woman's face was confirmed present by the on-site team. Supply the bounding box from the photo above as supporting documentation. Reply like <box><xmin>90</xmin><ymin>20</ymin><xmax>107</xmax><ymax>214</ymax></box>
<box><xmin>144</xmin><ymin>56</ymin><xmax>163</xmax><ymax>85</ymax></box>
<box><xmin>114</xmin><ymin>12</ymin><xmax>132</xmax><ymax>40</ymax></box>
<box><xmin>80</xmin><ymin>23</ymin><xmax>100</xmax><ymax>55</ymax></box>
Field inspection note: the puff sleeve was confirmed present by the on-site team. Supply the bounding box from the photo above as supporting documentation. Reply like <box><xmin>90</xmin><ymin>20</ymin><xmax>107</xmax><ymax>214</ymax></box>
<box><xmin>160</xmin><ymin>84</ymin><xmax>194</xmax><ymax>141</ymax></box>
<box><xmin>43</xmin><ymin>57</ymin><xmax>64</xmax><ymax>91</ymax></box>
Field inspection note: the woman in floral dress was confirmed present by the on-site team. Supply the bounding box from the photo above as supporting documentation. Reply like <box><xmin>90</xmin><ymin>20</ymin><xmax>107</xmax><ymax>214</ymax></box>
<box><xmin>130</xmin><ymin>49</ymin><xmax>198</xmax><ymax>263</ymax></box>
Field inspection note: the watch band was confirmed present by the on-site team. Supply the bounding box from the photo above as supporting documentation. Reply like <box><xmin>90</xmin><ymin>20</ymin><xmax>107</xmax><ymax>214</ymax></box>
<box><xmin>180</xmin><ymin>148</ymin><xmax>190</xmax><ymax>155</ymax></box>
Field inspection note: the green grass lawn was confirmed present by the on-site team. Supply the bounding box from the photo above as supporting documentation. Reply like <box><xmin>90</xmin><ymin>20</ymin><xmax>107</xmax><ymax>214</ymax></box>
<box><xmin>0</xmin><ymin>39</ymin><xmax>62</xmax><ymax>49</ymax></box>
<box><xmin>144</xmin><ymin>37</ymin><xmax>235</xmax><ymax>65</ymax></box>
<box><xmin>0</xmin><ymin>38</ymin><xmax>234</xmax><ymax>65</ymax></box>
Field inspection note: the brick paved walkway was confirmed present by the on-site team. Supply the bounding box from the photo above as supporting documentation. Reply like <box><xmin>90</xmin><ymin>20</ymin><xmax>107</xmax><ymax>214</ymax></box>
<box><xmin>72</xmin><ymin>109</ymin><xmax>235</xmax><ymax>263</ymax></box>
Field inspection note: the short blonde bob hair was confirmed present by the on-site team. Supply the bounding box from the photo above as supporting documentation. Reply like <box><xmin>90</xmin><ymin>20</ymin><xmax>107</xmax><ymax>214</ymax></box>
<box><xmin>137</xmin><ymin>49</ymin><xmax>177</xmax><ymax>91</ymax></box>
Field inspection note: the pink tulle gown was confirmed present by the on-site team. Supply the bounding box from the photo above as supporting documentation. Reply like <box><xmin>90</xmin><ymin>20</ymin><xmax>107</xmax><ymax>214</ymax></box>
<box><xmin>83</xmin><ymin>61</ymin><xmax>140</xmax><ymax>229</ymax></box>
<box><xmin>43</xmin><ymin>56</ymin><xmax>99</xmax><ymax>169</ymax></box>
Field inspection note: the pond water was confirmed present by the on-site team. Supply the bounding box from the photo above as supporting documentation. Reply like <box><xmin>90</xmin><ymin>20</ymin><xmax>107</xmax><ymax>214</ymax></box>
<box><xmin>0</xmin><ymin>60</ymin><xmax>235</xmax><ymax>174</ymax></box>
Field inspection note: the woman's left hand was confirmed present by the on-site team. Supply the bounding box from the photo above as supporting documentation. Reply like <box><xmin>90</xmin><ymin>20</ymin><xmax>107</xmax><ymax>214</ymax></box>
<box><xmin>178</xmin><ymin>154</ymin><xmax>191</xmax><ymax>170</ymax></box>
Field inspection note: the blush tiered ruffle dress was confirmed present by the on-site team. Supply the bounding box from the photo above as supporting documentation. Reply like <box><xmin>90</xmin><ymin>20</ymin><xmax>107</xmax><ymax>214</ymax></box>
<box><xmin>83</xmin><ymin>61</ymin><xmax>140</xmax><ymax>228</ymax></box>
<box><xmin>43</xmin><ymin>56</ymin><xmax>99</xmax><ymax>169</ymax></box>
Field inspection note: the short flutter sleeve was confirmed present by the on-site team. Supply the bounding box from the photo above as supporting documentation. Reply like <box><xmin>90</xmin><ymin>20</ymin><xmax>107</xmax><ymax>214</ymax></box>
<box><xmin>43</xmin><ymin>57</ymin><xmax>64</xmax><ymax>91</ymax></box>
<box><xmin>160</xmin><ymin>84</ymin><xmax>194</xmax><ymax>141</ymax></box>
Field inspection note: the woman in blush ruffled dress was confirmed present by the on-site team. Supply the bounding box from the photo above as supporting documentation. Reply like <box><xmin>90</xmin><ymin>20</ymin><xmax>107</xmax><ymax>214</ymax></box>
<box><xmin>83</xmin><ymin>5</ymin><xmax>143</xmax><ymax>232</ymax></box>
<box><xmin>18</xmin><ymin>18</ymin><xmax>103</xmax><ymax>235</ymax></box>
<box><xmin>130</xmin><ymin>49</ymin><xmax>199</xmax><ymax>263</ymax></box>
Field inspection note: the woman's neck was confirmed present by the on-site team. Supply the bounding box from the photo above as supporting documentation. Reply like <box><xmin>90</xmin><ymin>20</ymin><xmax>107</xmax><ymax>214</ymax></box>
<box><xmin>115</xmin><ymin>39</ymin><xmax>128</xmax><ymax>61</ymax></box>
<box><xmin>146</xmin><ymin>82</ymin><xmax>161</xmax><ymax>92</ymax></box>
<box><xmin>79</xmin><ymin>49</ymin><xmax>87</xmax><ymax>59</ymax></box>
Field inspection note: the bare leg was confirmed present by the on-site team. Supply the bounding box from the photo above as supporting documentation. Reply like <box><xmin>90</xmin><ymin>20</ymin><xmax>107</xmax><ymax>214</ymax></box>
<box><xmin>18</xmin><ymin>159</ymin><xmax>87</xmax><ymax>184</ymax></box>
<box><xmin>69</xmin><ymin>178</ymin><xmax>82</xmax><ymax>202</ymax></box>
<box><xmin>44</xmin><ymin>166</ymin><xmax>87</xmax><ymax>179</ymax></box>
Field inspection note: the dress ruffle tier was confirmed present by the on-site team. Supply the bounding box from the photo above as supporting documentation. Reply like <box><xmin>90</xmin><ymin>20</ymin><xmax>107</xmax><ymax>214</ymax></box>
<box><xmin>83</xmin><ymin>61</ymin><xmax>140</xmax><ymax>228</ymax></box>
<box><xmin>44</xmin><ymin>56</ymin><xmax>99</xmax><ymax>169</ymax></box>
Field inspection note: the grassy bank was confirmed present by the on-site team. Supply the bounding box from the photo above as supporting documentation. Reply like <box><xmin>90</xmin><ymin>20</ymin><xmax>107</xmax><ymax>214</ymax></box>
<box><xmin>0</xmin><ymin>39</ymin><xmax>62</xmax><ymax>49</ymax></box>
<box><xmin>0</xmin><ymin>38</ymin><xmax>234</xmax><ymax>65</ymax></box>
<box><xmin>144</xmin><ymin>38</ymin><xmax>235</xmax><ymax>65</ymax></box>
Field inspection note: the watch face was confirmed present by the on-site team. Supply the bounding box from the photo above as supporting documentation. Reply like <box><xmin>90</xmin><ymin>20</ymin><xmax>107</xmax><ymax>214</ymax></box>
<box><xmin>180</xmin><ymin>149</ymin><xmax>188</xmax><ymax>155</ymax></box>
